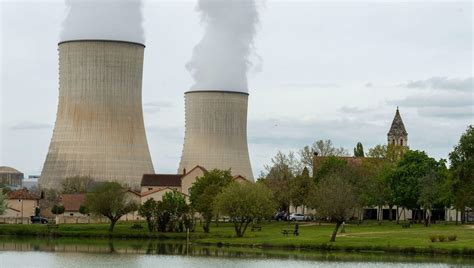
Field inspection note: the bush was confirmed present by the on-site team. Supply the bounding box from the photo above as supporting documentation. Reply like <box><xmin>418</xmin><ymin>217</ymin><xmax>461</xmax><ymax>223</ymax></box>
<box><xmin>438</xmin><ymin>235</ymin><xmax>446</xmax><ymax>242</ymax></box>
<box><xmin>448</xmin><ymin>235</ymin><xmax>457</xmax><ymax>241</ymax></box>
<box><xmin>429</xmin><ymin>235</ymin><xmax>437</xmax><ymax>242</ymax></box>
<box><xmin>131</xmin><ymin>223</ymin><xmax>144</xmax><ymax>230</ymax></box>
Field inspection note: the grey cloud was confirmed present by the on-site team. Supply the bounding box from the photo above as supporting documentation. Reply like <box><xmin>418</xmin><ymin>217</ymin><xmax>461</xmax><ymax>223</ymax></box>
<box><xmin>10</xmin><ymin>122</ymin><xmax>52</xmax><ymax>130</ymax></box>
<box><xmin>403</xmin><ymin>76</ymin><xmax>473</xmax><ymax>91</ymax></box>
<box><xmin>418</xmin><ymin>106</ymin><xmax>473</xmax><ymax>119</ymax></box>
<box><xmin>339</xmin><ymin>106</ymin><xmax>375</xmax><ymax>114</ymax></box>
<box><xmin>389</xmin><ymin>92</ymin><xmax>473</xmax><ymax>108</ymax></box>
<box><xmin>281</xmin><ymin>83</ymin><xmax>341</xmax><ymax>89</ymax></box>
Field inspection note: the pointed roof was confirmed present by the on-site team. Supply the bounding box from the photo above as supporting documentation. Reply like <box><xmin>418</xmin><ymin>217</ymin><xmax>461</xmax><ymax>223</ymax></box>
<box><xmin>388</xmin><ymin>107</ymin><xmax>407</xmax><ymax>137</ymax></box>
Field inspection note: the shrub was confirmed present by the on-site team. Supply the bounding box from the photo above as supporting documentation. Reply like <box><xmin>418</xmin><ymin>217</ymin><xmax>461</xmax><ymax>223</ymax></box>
<box><xmin>448</xmin><ymin>235</ymin><xmax>457</xmax><ymax>241</ymax></box>
<box><xmin>438</xmin><ymin>235</ymin><xmax>446</xmax><ymax>242</ymax></box>
<box><xmin>429</xmin><ymin>235</ymin><xmax>437</xmax><ymax>242</ymax></box>
<box><xmin>131</xmin><ymin>223</ymin><xmax>143</xmax><ymax>230</ymax></box>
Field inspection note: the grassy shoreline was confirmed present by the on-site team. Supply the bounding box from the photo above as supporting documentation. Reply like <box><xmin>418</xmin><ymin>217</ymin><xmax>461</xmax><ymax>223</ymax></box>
<box><xmin>1</xmin><ymin>221</ymin><xmax>473</xmax><ymax>256</ymax></box>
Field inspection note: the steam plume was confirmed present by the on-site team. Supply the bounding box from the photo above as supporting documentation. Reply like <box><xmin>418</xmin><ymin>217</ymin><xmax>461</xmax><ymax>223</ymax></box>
<box><xmin>186</xmin><ymin>0</ymin><xmax>259</xmax><ymax>92</ymax></box>
<box><xmin>60</xmin><ymin>0</ymin><xmax>145</xmax><ymax>44</ymax></box>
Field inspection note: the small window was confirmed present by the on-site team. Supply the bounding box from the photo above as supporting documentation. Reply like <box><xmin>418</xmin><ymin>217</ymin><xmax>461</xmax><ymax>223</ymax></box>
<box><xmin>400</xmin><ymin>139</ymin><xmax>403</xmax><ymax>146</ymax></box>
<box><xmin>70</xmin><ymin>213</ymin><xmax>73</xmax><ymax>216</ymax></box>
<box><xmin>148</xmin><ymin>188</ymin><xmax>153</xmax><ymax>191</ymax></box>
<box><xmin>392</xmin><ymin>139</ymin><xmax>395</xmax><ymax>145</ymax></box>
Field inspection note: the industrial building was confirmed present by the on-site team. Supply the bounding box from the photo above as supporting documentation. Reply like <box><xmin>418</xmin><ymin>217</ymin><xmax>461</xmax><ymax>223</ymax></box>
<box><xmin>40</xmin><ymin>40</ymin><xmax>155</xmax><ymax>190</ymax></box>
<box><xmin>178</xmin><ymin>91</ymin><xmax>254</xmax><ymax>181</ymax></box>
<box><xmin>0</xmin><ymin>166</ymin><xmax>23</xmax><ymax>188</ymax></box>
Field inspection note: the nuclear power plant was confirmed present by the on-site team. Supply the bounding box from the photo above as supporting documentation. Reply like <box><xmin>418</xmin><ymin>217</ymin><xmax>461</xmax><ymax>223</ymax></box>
<box><xmin>40</xmin><ymin>40</ymin><xmax>155</xmax><ymax>190</ymax></box>
<box><xmin>178</xmin><ymin>90</ymin><xmax>254</xmax><ymax>181</ymax></box>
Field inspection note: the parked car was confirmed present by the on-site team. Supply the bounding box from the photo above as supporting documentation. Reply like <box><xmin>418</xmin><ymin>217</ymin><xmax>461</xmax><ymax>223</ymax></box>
<box><xmin>30</xmin><ymin>216</ymin><xmax>48</xmax><ymax>224</ymax></box>
<box><xmin>288</xmin><ymin>213</ymin><xmax>306</xmax><ymax>221</ymax></box>
<box><xmin>274</xmin><ymin>211</ymin><xmax>287</xmax><ymax>221</ymax></box>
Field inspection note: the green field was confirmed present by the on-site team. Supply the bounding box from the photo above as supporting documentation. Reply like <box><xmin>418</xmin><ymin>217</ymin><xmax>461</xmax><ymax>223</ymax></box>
<box><xmin>0</xmin><ymin>221</ymin><xmax>473</xmax><ymax>255</ymax></box>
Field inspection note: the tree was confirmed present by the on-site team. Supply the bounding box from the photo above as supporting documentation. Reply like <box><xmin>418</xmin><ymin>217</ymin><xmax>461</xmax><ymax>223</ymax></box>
<box><xmin>359</xmin><ymin>158</ymin><xmax>394</xmax><ymax>222</ymax></box>
<box><xmin>449</xmin><ymin>125</ymin><xmax>474</xmax><ymax>223</ymax></box>
<box><xmin>138</xmin><ymin>198</ymin><xmax>158</xmax><ymax>232</ymax></box>
<box><xmin>61</xmin><ymin>176</ymin><xmax>93</xmax><ymax>194</ymax></box>
<box><xmin>299</xmin><ymin>139</ymin><xmax>349</xmax><ymax>175</ymax></box>
<box><xmin>353</xmin><ymin>142</ymin><xmax>365</xmax><ymax>157</ymax></box>
<box><xmin>388</xmin><ymin>150</ymin><xmax>441</xmax><ymax>222</ymax></box>
<box><xmin>214</xmin><ymin>182</ymin><xmax>276</xmax><ymax>237</ymax></box>
<box><xmin>51</xmin><ymin>205</ymin><xmax>65</xmax><ymax>215</ymax></box>
<box><xmin>160</xmin><ymin>191</ymin><xmax>191</xmax><ymax>232</ymax></box>
<box><xmin>313</xmin><ymin>156</ymin><xmax>348</xmax><ymax>182</ymax></box>
<box><xmin>418</xmin><ymin>164</ymin><xmax>449</xmax><ymax>226</ymax></box>
<box><xmin>367</xmin><ymin>144</ymin><xmax>387</xmax><ymax>158</ymax></box>
<box><xmin>263</xmin><ymin>150</ymin><xmax>302</xmax><ymax>177</ymax></box>
<box><xmin>289</xmin><ymin>167</ymin><xmax>314</xmax><ymax>213</ymax></box>
<box><xmin>189</xmin><ymin>169</ymin><xmax>233</xmax><ymax>233</ymax></box>
<box><xmin>309</xmin><ymin>173</ymin><xmax>359</xmax><ymax>242</ymax></box>
<box><xmin>0</xmin><ymin>192</ymin><xmax>6</xmax><ymax>216</ymax></box>
<box><xmin>79</xmin><ymin>205</ymin><xmax>89</xmax><ymax>215</ymax></box>
<box><xmin>85</xmin><ymin>182</ymin><xmax>138</xmax><ymax>232</ymax></box>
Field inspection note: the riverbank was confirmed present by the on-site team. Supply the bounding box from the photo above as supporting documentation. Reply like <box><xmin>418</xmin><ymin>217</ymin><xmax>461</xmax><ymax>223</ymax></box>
<box><xmin>1</xmin><ymin>221</ymin><xmax>473</xmax><ymax>256</ymax></box>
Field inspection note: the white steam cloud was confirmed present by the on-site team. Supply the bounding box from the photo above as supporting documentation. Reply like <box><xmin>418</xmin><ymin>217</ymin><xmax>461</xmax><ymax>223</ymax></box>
<box><xmin>60</xmin><ymin>0</ymin><xmax>145</xmax><ymax>44</ymax></box>
<box><xmin>186</xmin><ymin>0</ymin><xmax>260</xmax><ymax>92</ymax></box>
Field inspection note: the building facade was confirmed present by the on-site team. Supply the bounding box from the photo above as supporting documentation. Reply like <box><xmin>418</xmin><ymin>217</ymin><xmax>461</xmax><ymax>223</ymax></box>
<box><xmin>0</xmin><ymin>166</ymin><xmax>23</xmax><ymax>188</ymax></box>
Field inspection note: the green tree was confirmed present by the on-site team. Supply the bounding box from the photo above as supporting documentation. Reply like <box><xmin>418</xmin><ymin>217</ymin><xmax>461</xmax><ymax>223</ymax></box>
<box><xmin>289</xmin><ymin>167</ymin><xmax>314</xmax><ymax>213</ymax></box>
<box><xmin>85</xmin><ymin>182</ymin><xmax>138</xmax><ymax>232</ymax></box>
<box><xmin>189</xmin><ymin>169</ymin><xmax>233</xmax><ymax>233</ymax></box>
<box><xmin>353</xmin><ymin>142</ymin><xmax>365</xmax><ymax>157</ymax></box>
<box><xmin>160</xmin><ymin>191</ymin><xmax>191</xmax><ymax>232</ymax></box>
<box><xmin>418</xmin><ymin>163</ymin><xmax>449</xmax><ymax>226</ymax></box>
<box><xmin>0</xmin><ymin>191</ymin><xmax>7</xmax><ymax>215</ymax></box>
<box><xmin>79</xmin><ymin>205</ymin><xmax>89</xmax><ymax>215</ymax></box>
<box><xmin>309</xmin><ymin>173</ymin><xmax>359</xmax><ymax>242</ymax></box>
<box><xmin>359</xmin><ymin>158</ymin><xmax>395</xmax><ymax>222</ymax></box>
<box><xmin>388</xmin><ymin>150</ymin><xmax>441</xmax><ymax>222</ymax></box>
<box><xmin>449</xmin><ymin>125</ymin><xmax>474</xmax><ymax>223</ymax></box>
<box><xmin>138</xmin><ymin>198</ymin><xmax>158</xmax><ymax>232</ymax></box>
<box><xmin>61</xmin><ymin>176</ymin><xmax>93</xmax><ymax>194</ymax></box>
<box><xmin>313</xmin><ymin>156</ymin><xmax>348</xmax><ymax>182</ymax></box>
<box><xmin>214</xmin><ymin>182</ymin><xmax>276</xmax><ymax>237</ymax></box>
<box><xmin>260</xmin><ymin>163</ymin><xmax>293</xmax><ymax>213</ymax></box>
<box><xmin>367</xmin><ymin>144</ymin><xmax>388</xmax><ymax>158</ymax></box>
<box><xmin>51</xmin><ymin>205</ymin><xmax>65</xmax><ymax>215</ymax></box>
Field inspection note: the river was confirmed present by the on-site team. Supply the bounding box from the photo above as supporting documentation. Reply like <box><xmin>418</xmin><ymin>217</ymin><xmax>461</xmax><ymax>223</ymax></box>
<box><xmin>0</xmin><ymin>237</ymin><xmax>473</xmax><ymax>267</ymax></box>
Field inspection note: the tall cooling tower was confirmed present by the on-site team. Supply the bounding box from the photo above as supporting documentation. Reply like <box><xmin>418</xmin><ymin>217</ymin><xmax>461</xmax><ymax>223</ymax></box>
<box><xmin>178</xmin><ymin>91</ymin><xmax>254</xmax><ymax>181</ymax></box>
<box><xmin>40</xmin><ymin>40</ymin><xmax>154</xmax><ymax>190</ymax></box>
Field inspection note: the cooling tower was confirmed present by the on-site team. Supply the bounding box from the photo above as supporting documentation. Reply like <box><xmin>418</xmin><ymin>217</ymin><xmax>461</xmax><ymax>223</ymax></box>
<box><xmin>40</xmin><ymin>40</ymin><xmax>154</xmax><ymax>190</ymax></box>
<box><xmin>178</xmin><ymin>91</ymin><xmax>254</xmax><ymax>181</ymax></box>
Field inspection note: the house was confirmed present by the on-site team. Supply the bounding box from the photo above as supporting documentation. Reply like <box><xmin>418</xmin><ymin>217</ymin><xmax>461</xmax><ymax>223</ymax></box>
<box><xmin>141</xmin><ymin>174</ymin><xmax>182</xmax><ymax>193</ymax></box>
<box><xmin>60</xmin><ymin>194</ymin><xmax>86</xmax><ymax>217</ymax></box>
<box><xmin>0</xmin><ymin>188</ymin><xmax>39</xmax><ymax>223</ymax></box>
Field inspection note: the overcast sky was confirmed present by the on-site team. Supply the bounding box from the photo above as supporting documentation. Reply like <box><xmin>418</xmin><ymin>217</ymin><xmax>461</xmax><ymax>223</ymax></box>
<box><xmin>1</xmin><ymin>0</ymin><xmax>472</xmax><ymax>177</ymax></box>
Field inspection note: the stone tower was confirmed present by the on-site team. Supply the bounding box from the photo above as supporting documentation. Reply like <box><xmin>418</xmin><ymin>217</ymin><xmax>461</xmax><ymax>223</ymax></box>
<box><xmin>387</xmin><ymin>107</ymin><xmax>408</xmax><ymax>146</ymax></box>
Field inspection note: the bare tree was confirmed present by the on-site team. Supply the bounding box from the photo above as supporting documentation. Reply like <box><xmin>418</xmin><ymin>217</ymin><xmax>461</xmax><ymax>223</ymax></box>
<box><xmin>299</xmin><ymin>139</ymin><xmax>349</xmax><ymax>175</ymax></box>
<box><xmin>62</xmin><ymin>176</ymin><xmax>93</xmax><ymax>194</ymax></box>
<box><xmin>310</xmin><ymin>173</ymin><xmax>358</xmax><ymax>242</ymax></box>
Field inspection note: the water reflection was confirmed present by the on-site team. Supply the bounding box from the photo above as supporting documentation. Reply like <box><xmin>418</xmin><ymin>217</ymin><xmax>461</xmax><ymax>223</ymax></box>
<box><xmin>0</xmin><ymin>237</ymin><xmax>473</xmax><ymax>266</ymax></box>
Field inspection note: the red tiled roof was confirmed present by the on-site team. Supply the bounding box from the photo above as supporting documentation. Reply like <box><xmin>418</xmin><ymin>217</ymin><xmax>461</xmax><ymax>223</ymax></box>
<box><xmin>7</xmin><ymin>188</ymin><xmax>39</xmax><ymax>200</ymax></box>
<box><xmin>61</xmin><ymin>194</ymin><xmax>86</xmax><ymax>212</ymax></box>
<box><xmin>141</xmin><ymin>174</ymin><xmax>183</xmax><ymax>187</ymax></box>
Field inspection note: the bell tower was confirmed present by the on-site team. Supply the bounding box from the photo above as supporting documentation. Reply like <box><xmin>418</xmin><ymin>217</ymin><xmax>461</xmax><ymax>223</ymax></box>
<box><xmin>387</xmin><ymin>107</ymin><xmax>408</xmax><ymax>147</ymax></box>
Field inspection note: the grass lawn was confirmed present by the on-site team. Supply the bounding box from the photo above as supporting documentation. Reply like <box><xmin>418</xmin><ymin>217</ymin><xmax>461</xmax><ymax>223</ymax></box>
<box><xmin>0</xmin><ymin>221</ymin><xmax>473</xmax><ymax>255</ymax></box>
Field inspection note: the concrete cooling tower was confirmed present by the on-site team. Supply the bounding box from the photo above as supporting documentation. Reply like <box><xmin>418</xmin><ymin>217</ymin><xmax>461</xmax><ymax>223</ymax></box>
<box><xmin>40</xmin><ymin>40</ymin><xmax>154</xmax><ymax>190</ymax></box>
<box><xmin>178</xmin><ymin>91</ymin><xmax>254</xmax><ymax>181</ymax></box>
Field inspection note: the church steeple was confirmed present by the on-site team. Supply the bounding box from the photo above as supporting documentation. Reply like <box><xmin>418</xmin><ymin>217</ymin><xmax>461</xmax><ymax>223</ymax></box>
<box><xmin>387</xmin><ymin>107</ymin><xmax>408</xmax><ymax>146</ymax></box>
